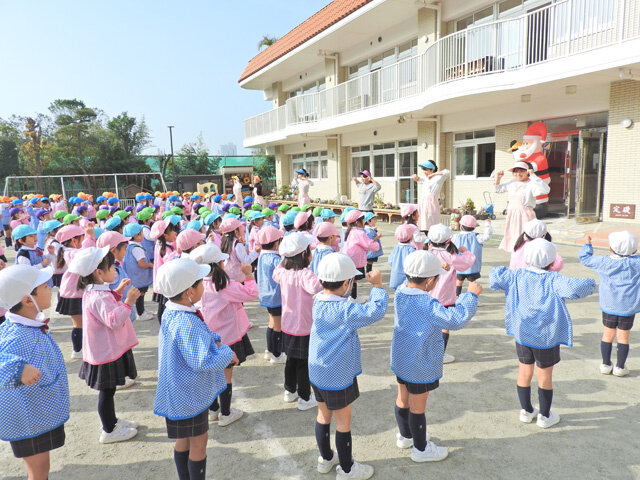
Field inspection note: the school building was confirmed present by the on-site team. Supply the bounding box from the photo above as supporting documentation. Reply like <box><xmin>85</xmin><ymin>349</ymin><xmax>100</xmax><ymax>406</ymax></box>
<box><xmin>239</xmin><ymin>0</ymin><xmax>640</xmax><ymax>223</ymax></box>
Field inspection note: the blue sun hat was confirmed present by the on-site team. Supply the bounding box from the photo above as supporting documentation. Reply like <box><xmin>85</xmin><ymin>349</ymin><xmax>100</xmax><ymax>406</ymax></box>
<box><xmin>418</xmin><ymin>160</ymin><xmax>438</xmax><ymax>171</ymax></box>
<box><xmin>321</xmin><ymin>208</ymin><xmax>338</xmax><ymax>219</ymax></box>
<box><xmin>11</xmin><ymin>198</ymin><xmax>23</xmax><ymax>206</ymax></box>
<box><xmin>223</xmin><ymin>213</ymin><xmax>240</xmax><ymax>220</ymax></box>
<box><xmin>248</xmin><ymin>211</ymin><xmax>265</xmax><ymax>221</ymax></box>
<box><xmin>168</xmin><ymin>194</ymin><xmax>179</xmax><ymax>202</ymax></box>
<box><xmin>203</xmin><ymin>213</ymin><xmax>221</xmax><ymax>226</ymax></box>
<box><xmin>213</xmin><ymin>194</ymin><xmax>222</xmax><ymax>203</ymax></box>
<box><xmin>187</xmin><ymin>220</ymin><xmax>203</xmax><ymax>231</ymax></box>
<box><xmin>167</xmin><ymin>215</ymin><xmax>181</xmax><ymax>226</ymax></box>
<box><xmin>364</xmin><ymin>212</ymin><xmax>377</xmax><ymax>223</ymax></box>
<box><xmin>282</xmin><ymin>210</ymin><xmax>298</xmax><ymax>227</ymax></box>
<box><xmin>123</xmin><ymin>223</ymin><xmax>143</xmax><ymax>238</ymax></box>
<box><xmin>107</xmin><ymin>197</ymin><xmax>120</xmax><ymax>205</ymax></box>
<box><xmin>42</xmin><ymin>219</ymin><xmax>63</xmax><ymax>234</ymax></box>
<box><xmin>93</xmin><ymin>227</ymin><xmax>105</xmax><ymax>240</ymax></box>
<box><xmin>339</xmin><ymin>206</ymin><xmax>356</xmax><ymax>223</ymax></box>
<box><xmin>96</xmin><ymin>195</ymin><xmax>107</xmax><ymax>203</ymax></box>
<box><xmin>12</xmin><ymin>224</ymin><xmax>37</xmax><ymax>240</ymax></box>
<box><xmin>244</xmin><ymin>196</ymin><xmax>254</xmax><ymax>203</ymax></box>
<box><xmin>104</xmin><ymin>216</ymin><xmax>122</xmax><ymax>231</ymax></box>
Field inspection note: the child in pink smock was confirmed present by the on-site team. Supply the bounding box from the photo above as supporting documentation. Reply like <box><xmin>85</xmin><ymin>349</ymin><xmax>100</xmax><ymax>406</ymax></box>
<box><xmin>495</xmin><ymin>161</ymin><xmax>550</xmax><ymax>252</ymax></box>
<box><xmin>272</xmin><ymin>232</ymin><xmax>322</xmax><ymax>411</ymax></box>
<box><xmin>428</xmin><ymin>224</ymin><xmax>476</xmax><ymax>364</ymax></box>
<box><xmin>509</xmin><ymin>219</ymin><xmax>564</xmax><ymax>271</ymax></box>
<box><xmin>220</xmin><ymin>217</ymin><xmax>259</xmax><ymax>283</ymax></box>
<box><xmin>341</xmin><ymin>210</ymin><xmax>380</xmax><ymax>299</ymax></box>
<box><xmin>70</xmin><ymin>247</ymin><xmax>141</xmax><ymax>444</ymax></box>
<box><xmin>150</xmin><ymin>217</ymin><xmax>180</xmax><ymax>322</ymax></box>
<box><xmin>191</xmin><ymin>243</ymin><xmax>258</xmax><ymax>426</ymax></box>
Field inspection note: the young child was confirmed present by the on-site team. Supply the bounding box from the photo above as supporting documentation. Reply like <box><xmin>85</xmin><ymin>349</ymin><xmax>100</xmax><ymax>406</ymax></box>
<box><xmin>123</xmin><ymin>223</ymin><xmax>155</xmax><ymax>322</ymax></box>
<box><xmin>388</xmin><ymin>224</ymin><xmax>417</xmax><ymax>290</ymax></box>
<box><xmin>392</xmin><ymin>250</ymin><xmax>480</xmax><ymax>463</ymax></box>
<box><xmin>452</xmin><ymin>215</ymin><xmax>493</xmax><ymax>296</ymax></box>
<box><xmin>342</xmin><ymin>210</ymin><xmax>380</xmax><ymax>299</ymax></box>
<box><xmin>510</xmin><ymin>219</ymin><xmax>563</xmax><ymax>271</ymax></box>
<box><xmin>311</xmin><ymin>222</ymin><xmax>340</xmax><ymax>275</ymax></box>
<box><xmin>310</xmin><ymin>253</ymin><xmax>388</xmax><ymax>479</ymax></box>
<box><xmin>154</xmin><ymin>257</ymin><xmax>236</xmax><ymax>480</ymax></box>
<box><xmin>256</xmin><ymin>226</ymin><xmax>285</xmax><ymax>364</ymax></box>
<box><xmin>294</xmin><ymin>211</ymin><xmax>314</xmax><ymax>242</ymax></box>
<box><xmin>428</xmin><ymin>224</ymin><xmax>476</xmax><ymax>364</ymax></box>
<box><xmin>494</xmin><ymin>162</ymin><xmax>550</xmax><ymax>252</ymax></box>
<box><xmin>55</xmin><ymin>224</ymin><xmax>91</xmax><ymax>358</ymax></box>
<box><xmin>0</xmin><ymin>265</ymin><xmax>70</xmax><ymax>480</ymax></box>
<box><xmin>191</xmin><ymin>243</ymin><xmax>258</xmax><ymax>426</ymax></box>
<box><xmin>339</xmin><ymin>207</ymin><xmax>355</xmax><ymax>246</ymax></box>
<box><xmin>272</xmin><ymin>233</ymin><xmax>323</xmax><ymax>411</ymax></box>
<box><xmin>363</xmin><ymin>212</ymin><xmax>382</xmax><ymax>273</ymax></box>
<box><xmin>69</xmin><ymin>246</ymin><xmax>141</xmax><ymax>443</ymax></box>
<box><xmin>247</xmin><ymin>211</ymin><xmax>265</xmax><ymax>253</ymax></box>
<box><xmin>150</xmin><ymin>216</ymin><xmax>181</xmax><ymax>321</ymax></box>
<box><xmin>42</xmin><ymin>219</ymin><xmax>64</xmax><ymax>286</ymax></box>
<box><xmin>580</xmin><ymin>231</ymin><xmax>640</xmax><ymax>376</ymax></box>
<box><xmin>219</xmin><ymin>217</ymin><xmax>259</xmax><ymax>283</ymax></box>
<box><xmin>400</xmin><ymin>204</ymin><xmax>427</xmax><ymax>250</ymax></box>
<box><xmin>490</xmin><ymin>239</ymin><xmax>595</xmax><ymax>428</ymax></box>
<box><xmin>281</xmin><ymin>210</ymin><xmax>298</xmax><ymax>237</ymax></box>
<box><xmin>176</xmin><ymin>229</ymin><xmax>205</xmax><ymax>255</ymax></box>
<box><xmin>13</xmin><ymin>224</ymin><xmax>51</xmax><ymax>270</ymax></box>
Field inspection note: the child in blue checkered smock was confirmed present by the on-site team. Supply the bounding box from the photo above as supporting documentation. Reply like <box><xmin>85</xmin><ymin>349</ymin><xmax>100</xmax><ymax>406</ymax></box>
<box><xmin>391</xmin><ymin>250</ymin><xmax>480</xmax><ymax>464</ymax></box>
<box><xmin>388</xmin><ymin>224</ymin><xmax>418</xmax><ymax>289</ymax></box>
<box><xmin>579</xmin><ymin>231</ymin><xmax>640</xmax><ymax>376</ymax></box>
<box><xmin>491</xmin><ymin>238</ymin><xmax>595</xmax><ymax>429</ymax></box>
<box><xmin>309</xmin><ymin>252</ymin><xmax>388</xmax><ymax>478</ymax></box>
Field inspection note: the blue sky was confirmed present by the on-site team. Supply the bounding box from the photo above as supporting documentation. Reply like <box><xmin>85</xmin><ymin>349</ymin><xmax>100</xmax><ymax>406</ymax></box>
<box><xmin>0</xmin><ymin>1</ymin><xmax>331</xmax><ymax>155</ymax></box>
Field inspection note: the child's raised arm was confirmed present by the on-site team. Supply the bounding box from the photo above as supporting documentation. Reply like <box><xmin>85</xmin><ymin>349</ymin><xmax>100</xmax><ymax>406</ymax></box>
<box><xmin>553</xmin><ymin>275</ymin><xmax>596</xmax><ymax>300</ymax></box>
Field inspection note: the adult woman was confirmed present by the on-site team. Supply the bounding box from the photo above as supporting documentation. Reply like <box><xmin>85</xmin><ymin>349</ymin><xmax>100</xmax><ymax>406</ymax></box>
<box><xmin>252</xmin><ymin>176</ymin><xmax>265</xmax><ymax>207</ymax></box>
<box><xmin>412</xmin><ymin>160</ymin><xmax>449</xmax><ymax>235</ymax></box>
<box><xmin>232</xmin><ymin>176</ymin><xmax>243</xmax><ymax>203</ymax></box>
<box><xmin>294</xmin><ymin>168</ymin><xmax>313</xmax><ymax>209</ymax></box>
<box><xmin>494</xmin><ymin>161</ymin><xmax>550</xmax><ymax>252</ymax></box>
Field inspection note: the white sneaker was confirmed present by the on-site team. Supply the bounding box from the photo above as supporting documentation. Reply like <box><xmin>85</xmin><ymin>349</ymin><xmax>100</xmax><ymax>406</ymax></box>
<box><xmin>600</xmin><ymin>363</ymin><xmax>613</xmax><ymax>375</ymax></box>
<box><xmin>519</xmin><ymin>407</ymin><xmax>539</xmax><ymax>423</ymax></box>
<box><xmin>536</xmin><ymin>411</ymin><xmax>560</xmax><ymax>428</ymax></box>
<box><xmin>317</xmin><ymin>450</ymin><xmax>339</xmax><ymax>474</ymax></box>
<box><xmin>283</xmin><ymin>390</ymin><xmax>299</xmax><ymax>403</ymax></box>
<box><xmin>396</xmin><ymin>432</ymin><xmax>413</xmax><ymax>449</ymax></box>
<box><xmin>443</xmin><ymin>353</ymin><xmax>455</xmax><ymax>364</ymax></box>
<box><xmin>117</xmin><ymin>418</ymin><xmax>139</xmax><ymax>429</ymax></box>
<box><xmin>116</xmin><ymin>377</ymin><xmax>137</xmax><ymax>390</ymax></box>
<box><xmin>71</xmin><ymin>349</ymin><xmax>83</xmax><ymax>359</ymax></box>
<box><xmin>218</xmin><ymin>407</ymin><xmax>243</xmax><ymax>426</ymax></box>
<box><xmin>138</xmin><ymin>311</ymin><xmax>155</xmax><ymax>321</ymax></box>
<box><xmin>270</xmin><ymin>353</ymin><xmax>287</xmax><ymax>364</ymax></box>
<box><xmin>297</xmin><ymin>394</ymin><xmax>317</xmax><ymax>411</ymax></box>
<box><xmin>263</xmin><ymin>349</ymin><xmax>271</xmax><ymax>360</ymax></box>
<box><xmin>336</xmin><ymin>461</ymin><xmax>374</xmax><ymax>479</ymax></box>
<box><xmin>209</xmin><ymin>409</ymin><xmax>219</xmax><ymax>422</ymax></box>
<box><xmin>99</xmin><ymin>423</ymin><xmax>137</xmax><ymax>444</ymax></box>
<box><xmin>410</xmin><ymin>441</ymin><xmax>449</xmax><ymax>462</ymax></box>
<box><xmin>613</xmin><ymin>366</ymin><xmax>630</xmax><ymax>377</ymax></box>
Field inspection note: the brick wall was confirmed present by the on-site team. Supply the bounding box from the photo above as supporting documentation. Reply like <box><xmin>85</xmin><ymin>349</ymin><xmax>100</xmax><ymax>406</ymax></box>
<box><xmin>603</xmin><ymin>80</ymin><xmax>640</xmax><ymax>223</ymax></box>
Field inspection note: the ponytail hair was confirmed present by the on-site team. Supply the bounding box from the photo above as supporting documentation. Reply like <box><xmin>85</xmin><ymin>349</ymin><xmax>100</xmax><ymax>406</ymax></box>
<box><xmin>513</xmin><ymin>232</ymin><xmax>552</xmax><ymax>252</ymax></box>
<box><xmin>344</xmin><ymin>218</ymin><xmax>364</xmax><ymax>241</ymax></box>
<box><xmin>430</xmin><ymin>240</ymin><xmax>459</xmax><ymax>255</ymax></box>
<box><xmin>210</xmin><ymin>262</ymin><xmax>229</xmax><ymax>291</ymax></box>
<box><xmin>56</xmin><ymin>237</ymin><xmax>80</xmax><ymax>269</ymax></box>
<box><xmin>158</xmin><ymin>222</ymin><xmax>180</xmax><ymax>257</ymax></box>
<box><xmin>220</xmin><ymin>230</ymin><xmax>237</xmax><ymax>255</ymax></box>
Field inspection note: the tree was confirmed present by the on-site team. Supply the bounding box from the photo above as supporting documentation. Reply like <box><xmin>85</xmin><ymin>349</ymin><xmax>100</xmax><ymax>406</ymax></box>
<box><xmin>253</xmin><ymin>154</ymin><xmax>275</xmax><ymax>181</ymax></box>
<box><xmin>20</xmin><ymin>115</ymin><xmax>53</xmax><ymax>178</ymax></box>
<box><xmin>0</xmin><ymin>139</ymin><xmax>19</xmax><ymax>180</ymax></box>
<box><xmin>107</xmin><ymin>112</ymin><xmax>151</xmax><ymax>159</ymax></box>
<box><xmin>174</xmin><ymin>134</ymin><xmax>218</xmax><ymax>176</ymax></box>
<box><xmin>258</xmin><ymin>35</ymin><xmax>278</xmax><ymax>50</ymax></box>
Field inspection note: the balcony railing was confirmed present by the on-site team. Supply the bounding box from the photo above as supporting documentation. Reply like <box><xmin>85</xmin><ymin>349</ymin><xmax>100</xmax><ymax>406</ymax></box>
<box><xmin>244</xmin><ymin>0</ymin><xmax>640</xmax><ymax>143</ymax></box>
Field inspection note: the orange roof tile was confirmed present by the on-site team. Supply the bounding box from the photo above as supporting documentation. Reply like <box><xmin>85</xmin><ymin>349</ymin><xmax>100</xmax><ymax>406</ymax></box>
<box><xmin>239</xmin><ymin>0</ymin><xmax>374</xmax><ymax>83</ymax></box>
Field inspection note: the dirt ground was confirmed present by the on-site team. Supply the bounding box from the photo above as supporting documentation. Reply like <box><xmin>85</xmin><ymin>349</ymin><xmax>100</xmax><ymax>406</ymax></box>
<box><xmin>2</xmin><ymin>224</ymin><xmax>639</xmax><ymax>480</ymax></box>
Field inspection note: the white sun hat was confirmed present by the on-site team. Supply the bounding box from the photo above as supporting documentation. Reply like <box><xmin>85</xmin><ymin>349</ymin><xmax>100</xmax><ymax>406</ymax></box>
<box><xmin>68</xmin><ymin>246</ymin><xmax>111</xmax><ymax>277</ymax></box>
<box><xmin>156</xmin><ymin>257</ymin><xmax>210</xmax><ymax>299</ymax></box>
<box><xmin>427</xmin><ymin>224</ymin><xmax>452</xmax><ymax>244</ymax></box>
<box><xmin>0</xmin><ymin>265</ymin><xmax>53</xmax><ymax>309</ymax></box>
<box><xmin>279</xmin><ymin>232</ymin><xmax>312</xmax><ymax>258</ymax></box>
<box><xmin>523</xmin><ymin>219</ymin><xmax>548</xmax><ymax>239</ymax></box>
<box><xmin>524</xmin><ymin>238</ymin><xmax>557</xmax><ymax>269</ymax></box>
<box><xmin>403</xmin><ymin>250</ymin><xmax>447</xmax><ymax>278</ymax></box>
<box><xmin>316</xmin><ymin>253</ymin><xmax>360</xmax><ymax>282</ymax></box>
<box><xmin>189</xmin><ymin>243</ymin><xmax>229</xmax><ymax>265</ymax></box>
<box><xmin>609</xmin><ymin>231</ymin><xmax>638</xmax><ymax>256</ymax></box>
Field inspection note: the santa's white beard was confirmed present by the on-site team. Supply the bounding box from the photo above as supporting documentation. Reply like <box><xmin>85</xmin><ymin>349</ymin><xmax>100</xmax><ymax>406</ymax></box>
<box><xmin>518</xmin><ymin>142</ymin><xmax>540</xmax><ymax>160</ymax></box>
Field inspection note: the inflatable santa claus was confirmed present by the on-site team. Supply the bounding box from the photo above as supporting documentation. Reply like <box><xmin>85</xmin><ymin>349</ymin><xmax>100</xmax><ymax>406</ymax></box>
<box><xmin>514</xmin><ymin>122</ymin><xmax>551</xmax><ymax>218</ymax></box>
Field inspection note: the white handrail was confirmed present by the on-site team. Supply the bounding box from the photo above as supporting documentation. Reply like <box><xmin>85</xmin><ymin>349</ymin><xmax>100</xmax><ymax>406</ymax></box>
<box><xmin>244</xmin><ymin>0</ymin><xmax>638</xmax><ymax>142</ymax></box>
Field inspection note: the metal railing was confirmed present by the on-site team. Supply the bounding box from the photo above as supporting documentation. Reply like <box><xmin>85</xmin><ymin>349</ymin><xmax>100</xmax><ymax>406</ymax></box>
<box><xmin>244</xmin><ymin>0</ymin><xmax>639</xmax><ymax>142</ymax></box>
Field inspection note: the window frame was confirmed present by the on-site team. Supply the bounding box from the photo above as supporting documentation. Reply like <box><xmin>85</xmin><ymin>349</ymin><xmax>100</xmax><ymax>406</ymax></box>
<box><xmin>291</xmin><ymin>150</ymin><xmax>329</xmax><ymax>181</ymax></box>
<box><xmin>453</xmin><ymin>129</ymin><xmax>496</xmax><ymax>180</ymax></box>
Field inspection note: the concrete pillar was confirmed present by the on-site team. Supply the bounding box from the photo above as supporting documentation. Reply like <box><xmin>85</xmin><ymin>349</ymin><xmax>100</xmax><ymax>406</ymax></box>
<box><xmin>273</xmin><ymin>145</ymin><xmax>291</xmax><ymax>193</ymax></box>
<box><xmin>324</xmin><ymin>57</ymin><xmax>339</xmax><ymax>89</ymax></box>
<box><xmin>417</xmin><ymin>8</ymin><xmax>437</xmax><ymax>54</ymax></box>
<box><xmin>271</xmin><ymin>82</ymin><xmax>288</xmax><ymax>108</ymax></box>
<box><xmin>603</xmin><ymin>80</ymin><xmax>640</xmax><ymax>222</ymax></box>
<box><xmin>416</xmin><ymin>120</ymin><xmax>437</xmax><ymax>205</ymax></box>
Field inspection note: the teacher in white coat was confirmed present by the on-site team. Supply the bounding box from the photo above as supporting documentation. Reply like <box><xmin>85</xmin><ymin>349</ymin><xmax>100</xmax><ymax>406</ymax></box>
<box><xmin>412</xmin><ymin>160</ymin><xmax>449</xmax><ymax>235</ymax></box>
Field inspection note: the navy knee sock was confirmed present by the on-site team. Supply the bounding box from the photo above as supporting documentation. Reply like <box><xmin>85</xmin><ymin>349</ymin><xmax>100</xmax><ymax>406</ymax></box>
<box><xmin>174</xmin><ymin>450</ymin><xmax>190</xmax><ymax>480</ymax></box>
<box><xmin>617</xmin><ymin>343</ymin><xmax>630</xmax><ymax>369</ymax></box>
<box><xmin>516</xmin><ymin>385</ymin><xmax>533</xmax><ymax>413</ymax></box>
<box><xmin>272</xmin><ymin>331</ymin><xmax>282</xmax><ymax>357</ymax></box>
<box><xmin>71</xmin><ymin>328</ymin><xmax>83</xmax><ymax>352</ymax></box>
<box><xmin>335</xmin><ymin>431</ymin><xmax>353</xmax><ymax>473</ymax></box>
<box><xmin>187</xmin><ymin>457</ymin><xmax>206</xmax><ymax>480</ymax></box>
<box><xmin>266</xmin><ymin>327</ymin><xmax>273</xmax><ymax>354</ymax></box>
<box><xmin>219</xmin><ymin>383</ymin><xmax>232</xmax><ymax>416</ymax></box>
<box><xmin>538</xmin><ymin>388</ymin><xmax>553</xmax><ymax>418</ymax></box>
<box><xmin>394</xmin><ymin>405</ymin><xmax>411</xmax><ymax>439</ymax></box>
<box><xmin>210</xmin><ymin>398</ymin><xmax>219</xmax><ymax>412</ymax></box>
<box><xmin>315</xmin><ymin>422</ymin><xmax>333</xmax><ymax>461</ymax></box>
<box><xmin>601</xmin><ymin>341</ymin><xmax>613</xmax><ymax>365</ymax></box>
<box><xmin>455</xmin><ymin>285</ymin><xmax>462</xmax><ymax>296</ymax></box>
<box><xmin>442</xmin><ymin>332</ymin><xmax>450</xmax><ymax>352</ymax></box>
<box><xmin>409</xmin><ymin>411</ymin><xmax>427</xmax><ymax>452</ymax></box>
<box><xmin>350</xmin><ymin>282</ymin><xmax>358</xmax><ymax>299</ymax></box>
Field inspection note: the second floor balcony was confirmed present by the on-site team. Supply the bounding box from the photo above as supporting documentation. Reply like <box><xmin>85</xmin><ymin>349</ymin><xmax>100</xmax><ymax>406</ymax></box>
<box><xmin>244</xmin><ymin>0</ymin><xmax>640</xmax><ymax>147</ymax></box>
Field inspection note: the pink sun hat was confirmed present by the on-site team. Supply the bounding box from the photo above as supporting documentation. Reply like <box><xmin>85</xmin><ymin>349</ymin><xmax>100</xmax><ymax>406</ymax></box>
<box><xmin>96</xmin><ymin>231</ymin><xmax>131</xmax><ymax>250</ymax></box>
<box><xmin>395</xmin><ymin>224</ymin><xmax>417</xmax><ymax>243</ymax></box>
<box><xmin>55</xmin><ymin>225</ymin><xmax>85</xmax><ymax>243</ymax></box>
<box><xmin>220</xmin><ymin>217</ymin><xmax>243</xmax><ymax>234</ymax></box>
<box><xmin>460</xmin><ymin>215</ymin><xmax>477</xmax><ymax>229</ymax></box>
<box><xmin>257</xmin><ymin>225</ymin><xmax>283</xmax><ymax>245</ymax></box>
<box><xmin>150</xmin><ymin>220</ymin><xmax>169</xmax><ymax>240</ymax></box>
<box><xmin>400</xmin><ymin>204</ymin><xmax>418</xmax><ymax>218</ymax></box>
<box><xmin>316</xmin><ymin>222</ymin><xmax>340</xmax><ymax>238</ymax></box>
<box><xmin>294</xmin><ymin>211</ymin><xmax>312</xmax><ymax>229</ymax></box>
<box><xmin>176</xmin><ymin>229</ymin><xmax>205</xmax><ymax>252</ymax></box>
<box><xmin>344</xmin><ymin>209</ymin><xmax>364</xmax><ymax>225</ymax></box>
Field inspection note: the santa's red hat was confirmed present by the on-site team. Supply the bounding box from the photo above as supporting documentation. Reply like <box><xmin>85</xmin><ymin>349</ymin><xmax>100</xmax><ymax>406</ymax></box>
<box><xmin>523</xmin><ymin>122</ymin><xmax>547</xmax><ymax>141</ymax></box>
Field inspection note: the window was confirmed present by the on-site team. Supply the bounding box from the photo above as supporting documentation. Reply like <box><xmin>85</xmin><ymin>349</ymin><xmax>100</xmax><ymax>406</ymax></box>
<box><xmin>347</xmin><ymin>39</ymin><xmax>418</xmax><ymax>80</ymax></box>
<box><xmin>287</xmin><ymin>79</ymin><xmax>325</xmax><ymax>98</ymax></box>
<box><xmin>291</xmin><ymin>150</ymin><xmax>329</xmax><ymax>180</ymax></box>
<box><xmin>453</xmin><ymin>129</ymin><xmax>496</xmax><ymax>178</ymax></box>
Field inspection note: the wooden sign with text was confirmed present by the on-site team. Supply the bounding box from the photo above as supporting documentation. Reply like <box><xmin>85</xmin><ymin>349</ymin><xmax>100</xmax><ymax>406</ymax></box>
<box><xmin>610</xmin><ymin>204</ymin><xmax>636</xmax><ymax>219</ymax></box>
